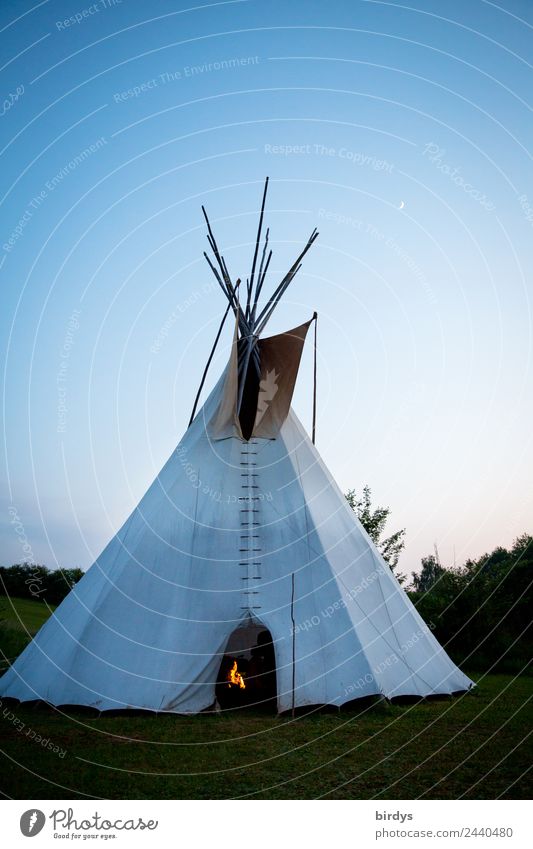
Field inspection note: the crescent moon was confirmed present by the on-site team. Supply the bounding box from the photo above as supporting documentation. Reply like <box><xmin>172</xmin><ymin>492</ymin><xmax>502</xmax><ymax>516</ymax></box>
<box><xmin>398</xmin><ymin>201</ymin><xmax>405</xmax><ymax>210</ymax></box>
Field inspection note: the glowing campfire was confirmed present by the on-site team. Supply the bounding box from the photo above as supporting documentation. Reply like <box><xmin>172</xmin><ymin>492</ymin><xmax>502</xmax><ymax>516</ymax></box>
<box><xmin>227</xmin><ymin>660</ymin><xmax>246</xmax><ymax>689</ymax></box>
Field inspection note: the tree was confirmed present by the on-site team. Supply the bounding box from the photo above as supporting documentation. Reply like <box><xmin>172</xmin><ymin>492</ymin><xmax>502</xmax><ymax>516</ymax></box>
<box><xmin>345</xmin><ymin>485</ymin><xmax>406</xmax><ymax>579</ymax></box>
<box><xmin>0</xmin><ymin>563</ymin><xmax>84</xmax><ymax>605</ymax></box>
<box><xmin>409</xmin><ymin>534</ymin><xmax>533</xmax><ymax>673</ymax></box>
<box><xmin>410</xmin><ymin>552</ymin><xmax>445</xmax><ymax>593</ymax></box>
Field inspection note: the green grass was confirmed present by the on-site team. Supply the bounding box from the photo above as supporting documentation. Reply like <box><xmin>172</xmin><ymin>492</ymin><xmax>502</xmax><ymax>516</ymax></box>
<box><xmin>0</xmin><ymin>595</ymin><xmax>56</xmax><ymax>633</ymax></box>
<box><xmin>1</xmin><ymin>674</ymin><xmax>531</xmax><ymax>799</ymax></box>
<box><xmin>0</xmin><ymin>596</ymin><xmax>56</xmax><ymax>673</ymax></box>
<box><xmin>0</xmin><ymin>601</ymin><xmax>530</xmax><ymax>799</ymax></box>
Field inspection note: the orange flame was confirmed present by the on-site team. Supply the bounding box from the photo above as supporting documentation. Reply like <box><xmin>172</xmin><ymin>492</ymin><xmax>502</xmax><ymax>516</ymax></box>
<box><xmin>227</xmin><ymin>660</ymin><xmax>246</xmax><ymax>689</ymax></box>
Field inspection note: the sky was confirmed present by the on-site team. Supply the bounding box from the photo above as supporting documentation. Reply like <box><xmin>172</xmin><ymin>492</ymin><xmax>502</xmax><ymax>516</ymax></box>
<box><xmin>1</xmin><ymin>0</ymin><xmax>532</xmax><ymax>579</ymax></box>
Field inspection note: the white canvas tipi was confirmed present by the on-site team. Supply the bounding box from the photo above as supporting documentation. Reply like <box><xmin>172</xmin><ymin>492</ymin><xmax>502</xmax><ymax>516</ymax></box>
<box><xmin>0</xmin><ymin>181</ymin><xmax>472</xmax><ymax>713</ymax></box>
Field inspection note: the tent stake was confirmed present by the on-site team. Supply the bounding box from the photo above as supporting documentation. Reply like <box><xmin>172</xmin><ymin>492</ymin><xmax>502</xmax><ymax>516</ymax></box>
<box><xmin>236</xmin><ymin>333</ymin><xmax>256</xmax><ymax>414</ymax></box>
<box><xmin>255</xmin><ymin>263</ymin><xmax>302</xmax><ymax>338</ymax></box>
<box><xmin>188</xmin><ymin>281</ymin><xmax>240</xmax><ymax>427</ymax></box>
<box><xmin>291</xmin><ymin>572</ymin><xmax>296</xmax><ymax>718</ymax></box>
<box><xmin>251</xmin><ymin>229</ymin><xmax>271</xmax><ymax>325</ymax></box>
<box><xmin>312</xmin><ymin>312</ymin><xmax>318</xmax><ymax>445</ymax></box>
<box><xmin>255</xmin><ymin>228</ymin><xmax>318</xmax><ymax>334</ymax></box>
<box><xmin>247</xmin><ymin>177</ymin><xmax>269</xmax><ymax>317</ymax></box>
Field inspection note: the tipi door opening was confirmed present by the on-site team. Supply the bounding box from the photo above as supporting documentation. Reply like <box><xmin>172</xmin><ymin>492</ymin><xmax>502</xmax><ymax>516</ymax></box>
<box><xmin>238</xmin><ymin>351</ymin><xmax>261</xmax><ymax>440</ymax></box>
<box><xmin>216</xmin><ymin>623</ymin><xmax>277</xmax><ymax>711</ymax></box>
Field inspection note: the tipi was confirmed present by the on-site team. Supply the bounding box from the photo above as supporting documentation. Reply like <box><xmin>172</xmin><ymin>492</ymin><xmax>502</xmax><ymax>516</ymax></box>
<box><xmin>0</xmin><ymin>180</ymin><xmax>472</xmax><ymax>713</ymax></box>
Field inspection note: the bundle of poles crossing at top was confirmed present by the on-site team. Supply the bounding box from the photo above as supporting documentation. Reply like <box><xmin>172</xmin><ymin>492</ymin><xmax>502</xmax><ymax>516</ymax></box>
<box><xmin>189</xmin><ymin>177</ymin><xmax>318</xmax><ymax>424</ymax></box>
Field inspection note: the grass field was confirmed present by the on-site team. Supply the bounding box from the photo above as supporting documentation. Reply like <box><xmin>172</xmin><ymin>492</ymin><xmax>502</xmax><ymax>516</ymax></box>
<box><xmin>0</xmin><ymin>596</ymin><xmax>55</xmax><ymax>633</ymax></box>
<box><xmin>0</xmin><ymin>598</ymin><xmax>531</xmax><ymax>800</ymax></box>
<box><xmin>0</xmin><ymin>596</ymin><xmax>56</xmax><ymax>674</ymax></box>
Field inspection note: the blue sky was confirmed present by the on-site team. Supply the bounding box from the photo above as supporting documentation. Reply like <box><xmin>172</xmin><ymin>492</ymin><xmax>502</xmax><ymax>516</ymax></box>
<box><xmin>1</xmin><ymin>0</ymin><xmax>532</xmax><ymax>577</ymax></box>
